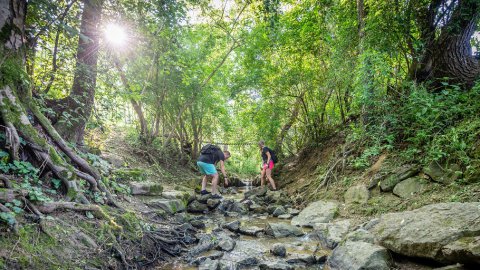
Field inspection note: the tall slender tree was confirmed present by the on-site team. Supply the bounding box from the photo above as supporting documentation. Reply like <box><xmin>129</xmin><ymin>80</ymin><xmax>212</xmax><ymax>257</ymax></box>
<box><xmin>54</xmin><ymin>0</ymin><xmax>103</xmax><ymax>145</ymax></box>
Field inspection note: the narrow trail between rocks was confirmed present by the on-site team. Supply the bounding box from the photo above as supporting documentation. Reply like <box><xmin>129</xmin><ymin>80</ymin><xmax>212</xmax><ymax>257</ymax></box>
<box><xmin>154</xmin><ymin>183</ymin><xmax>325</xmax><ymax>270</ymax></box>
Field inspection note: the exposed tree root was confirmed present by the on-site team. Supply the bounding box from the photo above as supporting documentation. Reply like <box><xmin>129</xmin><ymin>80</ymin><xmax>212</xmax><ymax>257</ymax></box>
<box><xmin>0</xmin><ymin>174</ymin><xmax>14</xmax><ymax>188</ymax></box>
<box><xmin>35</xmin><ymin>201</ymin><xmax>121</xmax><ymax>229</ymax></box>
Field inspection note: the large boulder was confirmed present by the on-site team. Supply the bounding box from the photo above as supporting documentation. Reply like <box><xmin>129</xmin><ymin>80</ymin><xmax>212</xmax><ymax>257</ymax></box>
<box><xmin>129</xmin><ymin>182</ymin><xmax>163</xmax><ymax>196</ymax></box>
<box><xmin>380</xmin><ymin>165</ymin><xmax>420</xmax><ymax>191</ymax></box>
<box><xmin>369</xmin><ymin>202</ymin><xmax>480</xmax><ymax>264</ymax></box>
<box><xmin>392</xmin><ymin>177</ymin><xmax>428</xmax><ymax>199</ymax></box>
<box><xmin>291</xmin><ymin>200</ymin><xmax>339</xmax><ymax>227</ymax></box>
<box><xmin>344</xmin><ymin>185</ymin><xmax>369</xmax><ymax>204</ymax></box>
<box><xmin>264</xmin><ymin>222</ymin><xmax>304</xmax><ymax>238</ymax></box>
<box><xmin>327</xmin><ymin>241</ymin><xmax>392</xmax><ymax>270</ymax></box>
<box><xmin>145</xmin><ymin>199</ymin><xmax>185</xmax><ymax>214</ymax></box>
<box><xmin>220</xmin><ymin>240</ymin><xmax>267</xmax><ymax>269</ymax></box>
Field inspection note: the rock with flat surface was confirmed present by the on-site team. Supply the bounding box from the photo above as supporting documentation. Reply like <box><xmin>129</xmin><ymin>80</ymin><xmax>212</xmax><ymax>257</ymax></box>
<box><xmin>259</xmin><ymin>261</ymin><xmax>293</xmax><ymax>270</ymax></box>
<box><xmin>199</xmin><ymin>258</ymin><xmax>219</xmax><ymax>270</ymax></box>
<box><xmin>327</xmin><ymin>241</ymin><xmax>392</xmax><ymax>270</ymax></box>
<box><xmin>265</xmin><ymin>222</ymin><xmax>304</xmax><ymax>238</ymax></box>
<box><xmin>145</xmin><ymin>199</ymin><xmax>185</xmax><ymax>214</ymax></box>
<box><xmin>223</xmin><ymin>220</ymin><xmax>240</xmax><ymax>232</ymax></box>
<box><xmin>129</xmin><ymin>182</ymin><xmax>163</xmax><ymax>196</ymax></box>
<box><xmin>369</xmin><ymin>202</ymin><xmax>480</xmax><ymax>264</ymax></box>
<box><xmin>239</xmin><ymin>226</ymin><xmax>264</xmax><ymax>236</ymax></box>
<box><xmin>291</xmin><ymin>200</ymin><xmax>339</xmax><ymax>227</ymax></box>
<box><xmin>392</xmin><ymin>177</ymin><xmax>428</xmax><ymax>198</ymax></box>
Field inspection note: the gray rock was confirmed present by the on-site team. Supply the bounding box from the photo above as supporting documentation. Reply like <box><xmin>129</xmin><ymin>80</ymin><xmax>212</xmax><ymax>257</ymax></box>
<box><xmin>369</xmin><ymin>202</ymin><xmax>480</xmax><ymax>264</ymax></box>
<box><xmin>193</xmin><ymin>250</ymin><xmax>224</xmax><ymax>265</ymax></box>
<box><xmin>291</xmin><ymin>200</ymin><xmax>339</xmax><ymax>227</ymax></box>
<box><xmin>314</xmin><ymin>219</ymin><xmax>351</xmax><ymax>249</ymax></box>
<box><xmin>272</xmin><ymin>206</ymin><xmax>287</xmax><ymax>217</ymax></box>
<box><xmin>265</xmin><ymin>222</ymin><xmax>304</xmax><ymax>238</ymax></box>
<box><xmin>129</xmin><ymin>182</ymin><xmax>163</xmax><ymax>196</ymax></box>
<box><xmin>271</xmin><ymin>243</ymin><xmax>287</xmax><ymax>257</ymax></box>
<box><xmin>380</xmin><ymin>165</ymin><xmax>420</xmax><ymax>191</ymax></box>
<box><xmin>220</xmin><ymin>240</ymin><xmax>265</xmax><ymax>269</ymax></box>
<box><xmin>345</xmin><ymin>229</ymin><xmax>375</xmax><ymax>244</ymax></box>
<box><xmin>278</xmin><ymin>214</ymin><xmax>292</xmax><ymax>219</ymax></box>
<box><xmin>239</xmin><ymin>225</ymin><xmax>264</xmax><ymax>236</ymax></box>
<box><xmin>424</xmin><ymin>162</ymin><xmax>462</xmax><ymax>184</ymax></box>
<box><xmin>145</xmin><ymin>199</ymin><xmax>185</xmax><ymax>214</ymax></box>
<box><xmin>327</xmin><ymin>241</ymin><xmax>392</xmax><ymax>270</ymax></box>
<box><xmin>162</xmin><ymin>190</ymin><xmax>191</xmax><ymax>200</ymax></box>
<box><xmin>217</xmin><ymin>199</ymin><xmax>234</xmax><ymax>213</ymax></box>
<box><xmin>244</xmin><ymin>186</ymin><xmax>268</xmax><ymax>198</ymax></box>
<box><xmin>441</xmin><ymin>236</ymin><xmax>480</xmax><ymax>264</ymax></box>
<box><xmin>285</xmin><ymin>253</ymin><xmax>316</xmax><ymax>264</ymax></box>
<box><xmin>288</xmin><ymin>208</ymin><xmax>300</xmax><ymax>216</ymax></box>
<box><xmin>229</xmin><ymin>202</ymin><xmax>249</xmax><ymax>214</ymax></box>
<box><xmin>188</xmin><ymin>234</ymin><xmax>217</xmax><ymax>258</ymax></box>
<box><xmin>223</xmin><ymin>220</ymin><xmax>240</xmax><ymax>232</ymax></box>
<box><xmin>207</xmin><ymin>199</ymin><xmax>221</xmax><ymax>209</ymax></box>
<box><xmin>344</xmin><ymin>185</ymin><xmax>369</xmax><ymax>204</ymax></box>
<box><xmin>199</xmin><ymin>258</ymin><xmax>219</xmax><ymax>270</ymax></box>
<box><xmin>187</xmin><ymin>200</ymin><xmax>208</xmax><ymax>213</ymax></box>
<box><xmin>259</xmin><ymin>261</ymin><xmax>294</xmax><ymax>270</ymax></box>
<box><xmin>191</xmin><ymin>219</ymin><xmax>206</xmax><ymax>229</ymax></box>
<box><xmin>217</xmin><ymin>237</ymin><xmax>236</xmax><ymax>252</ymax></box>
<box><xmin>392</xmin><ymin>177</ymin><xmax>429</xmax><ymax>198</ymax></box>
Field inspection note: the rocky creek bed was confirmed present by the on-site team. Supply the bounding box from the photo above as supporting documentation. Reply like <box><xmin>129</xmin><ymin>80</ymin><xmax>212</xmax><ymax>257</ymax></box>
<box><xmin>131</xmin><ymin>182</ymin><xmax>480</xmax><ymax>270</ymax></box>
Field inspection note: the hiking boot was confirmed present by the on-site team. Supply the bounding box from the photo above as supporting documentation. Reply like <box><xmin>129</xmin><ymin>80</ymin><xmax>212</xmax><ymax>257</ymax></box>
<box><xmin>200</xmin><ymin>190</ymin><xmax>211</xmax><ymax>195</ymax></box>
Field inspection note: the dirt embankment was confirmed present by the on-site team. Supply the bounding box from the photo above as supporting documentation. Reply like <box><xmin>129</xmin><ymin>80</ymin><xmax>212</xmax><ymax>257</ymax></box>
<box><xmin>277</xmin><ymin>132</ymin><xmax>480</xmax><ymax>219</ymax></box>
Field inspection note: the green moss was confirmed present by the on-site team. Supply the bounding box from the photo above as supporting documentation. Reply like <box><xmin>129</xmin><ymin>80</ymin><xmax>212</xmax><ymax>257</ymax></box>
<box><xmin>114</xmin><ymin>168</ymin><xmax>147</xmax><ymax>182</ymax></box>
<box><xmin>48</xmin><ymin>146</ymin><xmax>64</xmax><ymax>164</ymax></box>
<box><xmin>0</xmin><ymin>225</ymin><xmax>67</xmax><ymax>269</ymax></box>
<box><xmin>148</xmin><ymin>183</ymin><xmax>163</xmax><ymax>194</ymax></box>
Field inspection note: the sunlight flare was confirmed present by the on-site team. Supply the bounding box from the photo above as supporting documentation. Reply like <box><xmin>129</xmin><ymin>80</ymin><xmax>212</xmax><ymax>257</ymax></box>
<box><xmin>104</xmin><ymin>23</ymin><xmax>127</xmax><ymax>48</ymax></box>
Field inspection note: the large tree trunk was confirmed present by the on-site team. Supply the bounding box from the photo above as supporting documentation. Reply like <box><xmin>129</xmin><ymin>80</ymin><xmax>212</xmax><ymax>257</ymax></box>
<box><xmin>0</xmin><ymin>0</ymin><xmax>115</xmax><ymax>205</ymax></box>
<box><xmin>54</xmin><ymin>0</ymin><xmax>103</xmax><ymax>145</ymax></box>
<box><xmin>413</xmin><ymin>0</ymin><xmax>480</xmax><ymax>89</ymax></box>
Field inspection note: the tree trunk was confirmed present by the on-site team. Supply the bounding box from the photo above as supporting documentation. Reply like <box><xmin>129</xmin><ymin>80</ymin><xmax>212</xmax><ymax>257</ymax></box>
<box><xmin>0</xmin><ymin>0</ymin><xmax>115</xmax><ymax>205</ymax></box>
<box><xmin>54</xmin><ymin>0</ymin><xmax>103</xmax><ymax>145</ymax></box>
<box><xmin>113</xmin><ymin>57</ymin><xmax>149</xmax><ymax>139</ymax></box>
<box><xmin>413</xmin><ymin>0</ymin><xmax>480</xmax><ymax>89</ymax></box>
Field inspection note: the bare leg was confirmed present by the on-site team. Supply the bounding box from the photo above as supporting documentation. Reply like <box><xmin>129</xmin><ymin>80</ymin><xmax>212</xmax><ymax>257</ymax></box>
<box><xmin>260</xmin><ymin>168</ymin><xmax>266</xmax><ymax>187</ymax></box>
<box><xmin>211</xmin><ymin>174</ymin><xmax>219</xmax><ymax>194</ymax></box>
<box><xmin>201</xmin><ymin>175</ymin><xmax>208</xmax><ymax>191</ymax></box>
<box><xmin>266</xmin><ymin>169</ymin><xmax>276</xmax><ymax>190</ymax></box>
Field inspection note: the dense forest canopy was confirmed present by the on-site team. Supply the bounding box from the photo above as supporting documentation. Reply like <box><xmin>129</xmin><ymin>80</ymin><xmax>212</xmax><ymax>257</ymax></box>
<box><xmin>0</xmin><ymin>0</ymin><xmax>479</xmax><ymax>226</ymax></box>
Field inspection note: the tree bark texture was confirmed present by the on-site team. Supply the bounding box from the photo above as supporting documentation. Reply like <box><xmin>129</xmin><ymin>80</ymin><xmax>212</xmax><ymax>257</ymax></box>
<box><xmin>413</xmin><ymin>0</ymin><xmax>480</xmax><ymax>89</ymax></box>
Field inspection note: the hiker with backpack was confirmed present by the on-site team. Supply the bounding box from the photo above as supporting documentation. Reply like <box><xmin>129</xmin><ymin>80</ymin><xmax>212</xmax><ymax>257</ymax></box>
<box><xmin>197</xmin><ymin>144</ymin><xmax>231</xmax><ymax>198</ymax></box>
<box><xmin>258</xmin><ymin>140</ymin><xmax>277</xmax><ymax>190</ymax></box>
